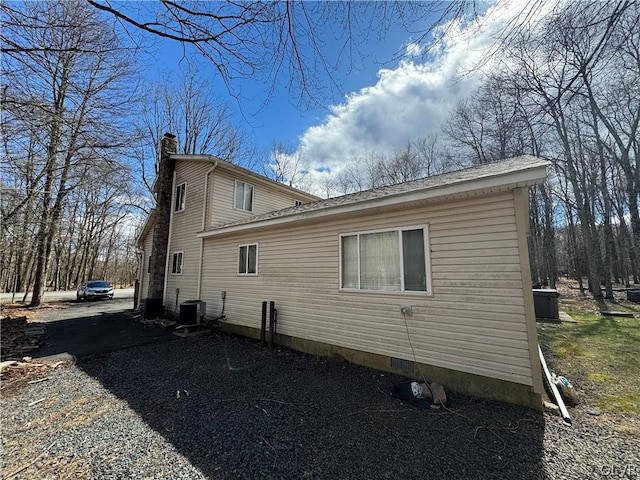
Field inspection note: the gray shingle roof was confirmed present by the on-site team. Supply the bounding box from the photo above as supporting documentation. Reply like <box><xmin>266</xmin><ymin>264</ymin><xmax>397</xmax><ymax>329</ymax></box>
<box><xmin>202</xmin><ymin>155</ymin><xmax>548</xmax><ymax>235</ymax></box>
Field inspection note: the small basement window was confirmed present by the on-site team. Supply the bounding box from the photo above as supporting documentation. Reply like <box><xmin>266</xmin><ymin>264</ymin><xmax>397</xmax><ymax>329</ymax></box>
<box><xmin>234</xmin><ymin>180</ymin><xmax>254</xmax><ymax>211</ymax></box>
<box><xmin>340</xmin><ymin>226</ymin><xmax>430</xmax><ymax>293</ymax></box>
<box><xmin>238</xmin><ymin>243</ymin><xmax>258</xmax><ymax>275</ymax></box>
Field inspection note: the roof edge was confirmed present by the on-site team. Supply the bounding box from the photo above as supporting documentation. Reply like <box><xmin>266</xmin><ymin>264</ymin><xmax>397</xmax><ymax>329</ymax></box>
<box><xmin>170</xmin><ymin>154</ymin><xmax>320</xmax><ymax>201</ymax></box>
<box><xmin>197</xmin><ymin>158</ymin><xmax>548</xmax><ymax>239</ymax></box>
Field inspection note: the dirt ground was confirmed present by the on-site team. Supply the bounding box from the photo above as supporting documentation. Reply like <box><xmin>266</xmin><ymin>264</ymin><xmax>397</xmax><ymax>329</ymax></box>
<box><xmin>553</xmin><ymin>277</ymin><xmax>640</xmax><ymax>314</ymax></box>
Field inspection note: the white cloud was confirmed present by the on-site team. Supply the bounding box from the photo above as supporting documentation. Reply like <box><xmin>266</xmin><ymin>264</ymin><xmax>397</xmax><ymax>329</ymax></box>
<box><xmin>289</xmin><ymin>0</ymin><xmax>552</xmax><ymax>195</ymax></box>
<box><xmin>404</xmin><ymin>42</ymin><xmax>423</xmax><ymax>58</ymax></box>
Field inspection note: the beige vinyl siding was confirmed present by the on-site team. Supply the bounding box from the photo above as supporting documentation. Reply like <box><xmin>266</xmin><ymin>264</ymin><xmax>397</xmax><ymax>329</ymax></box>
<box><xmin>163</xmin><ymin>160</ymin><xmax>313</xmax><ymax>308</ymax></box>
<box><xmin>164</xmin><ymin>161</ymin><xmax>211</xmax><ymax>304</ymax></box>
<box><xmin>210</xmin><ymin>169</ymin><xmax>308</xmax><ymax>227</ymax></box>
<box><xmin>200</xmin><ymin>191</ymin><xmax>536</xmax><ymax>387</ymax></box>
<box><xmin>139</xmin><ymin>231</ymin><xmax>153</xmax><ymax>300</ymax></box>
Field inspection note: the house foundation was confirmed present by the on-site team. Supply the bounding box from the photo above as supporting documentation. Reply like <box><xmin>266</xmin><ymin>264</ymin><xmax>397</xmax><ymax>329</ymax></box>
<box><xmin>219</xmin><ymin>321</ymin><xmax>543</xmax><ymax>410</ymax></box>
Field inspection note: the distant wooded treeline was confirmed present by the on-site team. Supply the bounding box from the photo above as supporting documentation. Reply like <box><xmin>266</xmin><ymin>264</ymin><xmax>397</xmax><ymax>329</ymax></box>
<box><xmin>1</xmin><ymin>1</ymin><xmax>637</xmax><ymax>304</ymax></box>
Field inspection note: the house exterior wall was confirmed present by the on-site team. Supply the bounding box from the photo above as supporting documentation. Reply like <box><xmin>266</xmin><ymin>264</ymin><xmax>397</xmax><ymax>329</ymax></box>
<box><xmin>209</xmin><ymin>168</ymin><xmax>310</xmax><ymax>228</ymax></box>
<box><xmin>164</xmin><ymin>160</ymin><xmax>213</xmax><ymax>306</ymax></box>
<box><xmin>199</xmin><ymin>189</ymin><xmax>542</xmax><ymax>403</ymax></box>
<box><xmin>163</xmin><ymin>160</ymin><xmax>317</xmax><ymax>309</ymax></box>
<box><xmin>139</xmin><ymin>231</ymin><xmax>153</xmax><ymax>301</ymax></box>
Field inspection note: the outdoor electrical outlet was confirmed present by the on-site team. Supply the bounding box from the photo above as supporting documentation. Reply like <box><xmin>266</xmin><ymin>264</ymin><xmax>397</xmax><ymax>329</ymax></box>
<box><xmin>400</xmin><ymin>306</ymin><xmax>412</xmax><ymax>315</ymax></box>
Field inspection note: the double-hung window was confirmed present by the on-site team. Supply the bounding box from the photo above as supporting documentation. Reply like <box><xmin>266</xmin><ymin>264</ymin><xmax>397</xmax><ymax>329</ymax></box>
<box><xmin>234</xmin><ymin>180</ymin><xmax>254</xmax><ymax>211</ymax></box>
<box><xmin>174</xmin><ymin>183</ymin><xmax>186</xmax><ymax>212</ymax></box>
<box><xmin>340</xmin><ymin>226</ymin><xmax>430</xmax><ymax>293</ymax></box>
<box><xmin>171</xmin><ymin>252</ymin><xmax>183</xmax><ymax>275</ymax></box>
<box><xmin>238</xmin><ymin>243</ymin><xmax>258</xmax><ymax>275</ymax></box>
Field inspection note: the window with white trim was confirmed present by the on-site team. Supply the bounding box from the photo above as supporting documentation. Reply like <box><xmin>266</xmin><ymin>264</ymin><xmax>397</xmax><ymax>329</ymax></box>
<box><xmin>234</xmin><ymin>180</ymin><xmax>254</xmax><ymax>211</ymax></box>
<box><xmin>171</xmin><ymin>252</ymin><xmax>183</xmax><ymax>274</ymax></box>
<box><xmin>174</xmin><ymin>183</ymin><xmax>186</xmax><ymax>212</ymax></box>
<box><xmin>238</xmin><ymin>243</ymin><xmax>258</xmax><ymax>275</ymax></box>
<box><xmin>340</xmin><ymin>226</ymin><xmax>430</xmax><ymax>293</ymax></box>
<box><xmin>294</xmin><ymin>199</ymin><xmax>304</xmax><ymax>207</ymax></box>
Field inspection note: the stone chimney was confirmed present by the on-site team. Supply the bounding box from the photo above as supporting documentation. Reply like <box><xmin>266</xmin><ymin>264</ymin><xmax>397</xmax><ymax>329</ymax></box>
<box><xmin>148</xmin><ymin>133</ymin><xmax>177</xmax><ymax>300</ymax></box>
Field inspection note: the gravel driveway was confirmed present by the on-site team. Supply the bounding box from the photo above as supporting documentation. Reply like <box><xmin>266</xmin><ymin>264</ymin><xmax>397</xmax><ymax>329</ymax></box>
<box><xmin>2</xmin><ymin>332</ymin><xmax>638</xmax><ymax>479</ymax></box>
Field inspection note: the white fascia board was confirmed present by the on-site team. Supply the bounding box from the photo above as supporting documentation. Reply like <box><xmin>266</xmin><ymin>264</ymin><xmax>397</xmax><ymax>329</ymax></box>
<box><xmin>197</xmin><ymin>163</ymin><xmax>547</xmax><ymax>239</ymax></box>
<box><xmin>171</xmin><ymin>154</ymin><xmax>220</xmax><ymax>163</ymax></box>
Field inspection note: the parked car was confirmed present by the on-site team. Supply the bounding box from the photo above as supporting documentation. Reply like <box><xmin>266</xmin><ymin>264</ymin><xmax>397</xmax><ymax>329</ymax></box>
<box><xmin>77</xmin><ymin>281</ymin><xmax>114</xmax><ymax>301</ymax></box>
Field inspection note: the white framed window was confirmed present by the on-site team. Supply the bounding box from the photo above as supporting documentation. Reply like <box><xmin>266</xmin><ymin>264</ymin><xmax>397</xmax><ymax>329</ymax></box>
<box><xmin>294</xmin><ymin>199</ymin><xmax>304</xmax><ymax>207</ymax></box>
<box><xmin>174</xmin><ymin>183</ymin><xmax>186</xmax><ymax>212</ymax></box>
<box><xmin>171</xmin><ymin>252</ymin><xmax>183</xmax><ymax>275</ymax></box>
<box><xmin>234</xmin><ymin>180</ymin><xmax>254</xmax><ymax>211</ymax></box>
<box><xmin>340</xmin><ymin>226</ymin><xmax>430</xmax><ymax>293</ymax></box>
<box><xmin>237</xmin><ymin>243</ymin><xmax>258</xmax><ymax>275</ymax></box>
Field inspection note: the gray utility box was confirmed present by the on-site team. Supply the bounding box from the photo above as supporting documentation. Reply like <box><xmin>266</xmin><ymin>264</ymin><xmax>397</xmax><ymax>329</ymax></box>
<box><xmin>179</xmin><ymin>300</ymin><xmax>206</xmax><ymax>325</ymax></box>
<box><xmin>532</xmin><ymin>289</ymin><xmax>560</xmax><ymax>320</ymax></box>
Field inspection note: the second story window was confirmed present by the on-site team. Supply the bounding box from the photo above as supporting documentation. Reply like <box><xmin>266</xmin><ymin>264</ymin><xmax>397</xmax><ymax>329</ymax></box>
<box><xmin>175</xmin><ymin>183</ymin><xmax>186</xmax><ymax>212</ymax></box>
<box><xmin>294</xmin><ymin>199</ymin><xmax>304</xmax><ymax>207</ymax></box>
<box><xmin>171</xmin><ymin>252</ymin><xmax>183</xmax><ymax>274</ymax></box>
<box><xmin>234</xmin><ymin>180</ymin><xmax>253</xmax><ymax>211</ymax></box>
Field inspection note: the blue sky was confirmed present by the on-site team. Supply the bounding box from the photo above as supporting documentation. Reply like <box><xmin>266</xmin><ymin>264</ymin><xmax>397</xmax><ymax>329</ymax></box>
<box><xmin>143</xmin><ymin>7</ymin><xmax>438</xmax><ymax>151</ymax></box>
<box><xmin>136</xmin><ymin>1</ymin><xmax>545</xmax><ymax>192</ymax></box>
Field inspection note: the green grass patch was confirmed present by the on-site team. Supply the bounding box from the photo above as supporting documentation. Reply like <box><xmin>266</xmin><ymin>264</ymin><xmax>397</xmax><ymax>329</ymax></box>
<box><xmin>538</xmin><ymin>312</ymin><xmax>640</xmax><ymax>416</ymax></box>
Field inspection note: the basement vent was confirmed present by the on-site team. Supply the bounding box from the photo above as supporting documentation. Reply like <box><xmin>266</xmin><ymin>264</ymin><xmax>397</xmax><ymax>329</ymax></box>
<box><xmin>390</xmin><ymin>357</ymin><xmax>414</xmax><ymax>372</ymax></box>
<box><xmin>276</xmin><ymin>334</ymin><xmax>292</xmax><ymax>347</ymax></box>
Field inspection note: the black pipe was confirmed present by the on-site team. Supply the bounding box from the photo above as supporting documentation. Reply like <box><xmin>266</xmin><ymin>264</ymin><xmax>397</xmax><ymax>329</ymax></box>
<box><xmin>269</xmin><ymin>301</ymin><xmax>276</xmax><ymax>349</ymax></box>
<box><xmin>261</xmin><ymin>301</ymin><xmax>267</xmax><ymax>347</ymax></box>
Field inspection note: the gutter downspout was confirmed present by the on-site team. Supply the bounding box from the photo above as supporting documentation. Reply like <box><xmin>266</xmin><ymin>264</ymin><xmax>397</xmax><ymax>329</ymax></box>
<box><xmin>197</xmin><ymin>162</ymin><xmax>218</xmax><ymax>299</ymax></box>
<box><xmin>163</xmin><ymin>170</ymin><xmax>177</xmax><ymax>306</ymax></box>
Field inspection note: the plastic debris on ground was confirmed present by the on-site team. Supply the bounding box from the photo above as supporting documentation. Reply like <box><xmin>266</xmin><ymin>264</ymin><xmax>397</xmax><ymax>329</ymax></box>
<box><xmin>391</xmin><ymin>381</ymin><xmax>448</xmax><ymax>409</ymax></box>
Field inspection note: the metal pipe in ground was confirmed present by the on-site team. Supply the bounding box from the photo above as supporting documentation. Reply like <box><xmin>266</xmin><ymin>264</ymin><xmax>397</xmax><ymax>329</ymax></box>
<box><xmin>261</xmin><ymin>301</ymin><xmax>267</xmax><ymax>347</ymax></box>
<box><xmin>269</xmin><ymin>301</ymin><xmax>276</xmax><ymax>349</ymax></box>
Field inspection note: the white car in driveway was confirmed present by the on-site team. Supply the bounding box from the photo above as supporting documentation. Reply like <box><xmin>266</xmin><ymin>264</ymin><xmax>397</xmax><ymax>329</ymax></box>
<box><xmin>77</xmin><ymin>281</ymin><xmax>114</xmax><ymax>301</ymax></box>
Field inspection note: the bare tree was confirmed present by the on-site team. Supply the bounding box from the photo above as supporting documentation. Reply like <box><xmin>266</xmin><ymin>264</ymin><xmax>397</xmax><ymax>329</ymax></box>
<box><xmin>142</xmin><ymin>63</ymin><xmax>246</xmax><ymax>158</ymax></box>
<box><xmin>85</xmin><ymin>2</ymin><xmax>441</xmax><ymax>105</ymax></box>
<box><xmin>500</xmin><ymin>0</ymin><xmax>640</xmax><ymax>296</ymax></box>
<box><xmin>1</xmin><ymin>0</ymin><xmax>138</xmax><ymax>305</ymax></box>
<box><xmin>438</xmin><ymin>1</ymin><xmax>639</xmax><ymax>294</ymax></box>
<box><xmin>328</xmin><ymin>135</ymin><xmax>454</xmax><ymax>196</ymax></box>
<box><xmin>135</xmin><ymin>63</ymin><xmax>255</xmax><ymax>216</ymax></box>
<box><xmin>413</xmin><ymin>134</ymin><xmax>453</xmax><ymax>177</ymax></box>
<box><xmin>444</xmin><ymin>74</ymin><xmax>533</xmax><ymax>165</ymax></box>
<box><xmin>263</xmin><ymin>141</ymin><xmax>308</xmax><ymax>188</ymax></box>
